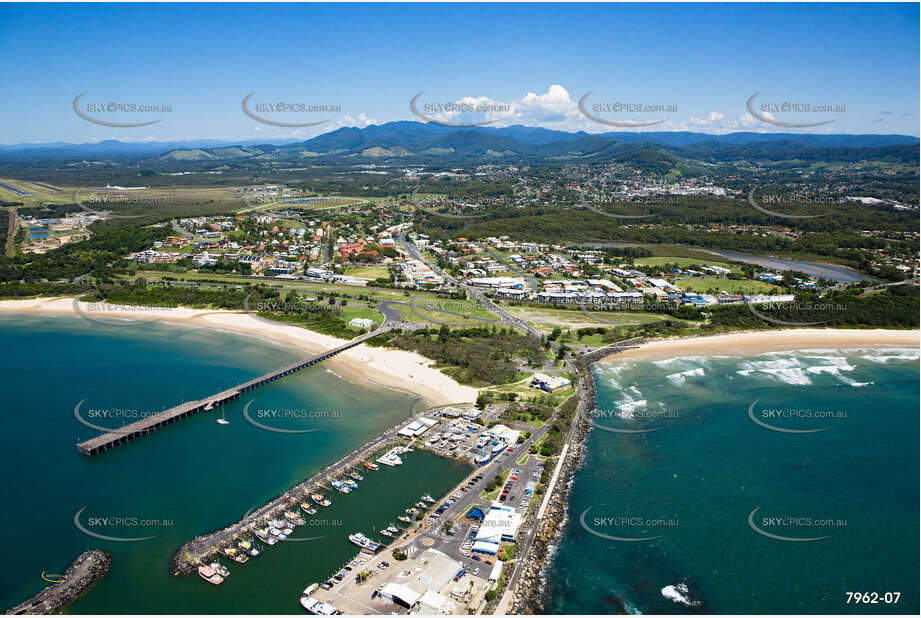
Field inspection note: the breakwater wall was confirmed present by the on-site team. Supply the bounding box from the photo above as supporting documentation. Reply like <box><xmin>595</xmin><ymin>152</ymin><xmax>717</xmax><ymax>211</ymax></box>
<box><xmin>5</xmin><ymin>550</ymin><xmax>111</xmax><ymax>615</ymax></box>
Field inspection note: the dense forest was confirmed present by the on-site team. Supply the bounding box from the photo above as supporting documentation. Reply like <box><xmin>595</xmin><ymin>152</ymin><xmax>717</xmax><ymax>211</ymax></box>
<box><xmin>382</xmin><ymin>325</ymin><xmax>547</xmax><ymax>386</ymax></box>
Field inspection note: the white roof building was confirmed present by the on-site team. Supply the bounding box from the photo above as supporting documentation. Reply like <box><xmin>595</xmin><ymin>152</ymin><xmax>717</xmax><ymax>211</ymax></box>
<box><xmin>398</xmin><ymin>417</ymin><xmax>438</xmax><ymax>438</ymax></box>
<box><xmin>472</xmin><ymin>502</ymin><xmax>523</xmax><ymax>554</ymax></box>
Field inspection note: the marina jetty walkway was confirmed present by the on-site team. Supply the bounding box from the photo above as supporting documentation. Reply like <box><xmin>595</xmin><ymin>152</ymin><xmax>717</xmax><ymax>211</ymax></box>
<box><xmin>77</xmin><ymin>326</ymin><xmax>390</xmax><ymax>456</ymax></box>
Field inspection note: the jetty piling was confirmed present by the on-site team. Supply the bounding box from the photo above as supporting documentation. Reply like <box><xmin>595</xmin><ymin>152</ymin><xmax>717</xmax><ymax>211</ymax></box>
<box><xmin>77</xmin><ymin>327</ymin><xmax>389</xmax><ymax>456</ymax></box>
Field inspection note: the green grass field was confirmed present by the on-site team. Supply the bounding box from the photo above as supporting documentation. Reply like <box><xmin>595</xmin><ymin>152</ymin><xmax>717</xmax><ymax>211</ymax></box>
<box><xmin>0</xmin><ymin>178</ymin><xmax>75</xmax><ymax>207</ymax></box>
<box><xmin>343</xmin><ymin>265</ymin><xmax>390</xmax><ymax>279</ymax></box>
<box><xmin>677</xmin><ymin>277</ymin><xmax>783</xmax><ymax>295</ymax></box>
<box><xmin>339</xmin><ymin>305</ymin><xmax>384</xmax><ymax>326</ymax></box>
<box><xmin>634</xmin><ymin>256</ymin><xmax>741</xmax><ymax>272</ymax></box>
<box><xmin>507</xmin><ymin>305</ymin><xmax>666</xmax><ymax>333</ymax></box>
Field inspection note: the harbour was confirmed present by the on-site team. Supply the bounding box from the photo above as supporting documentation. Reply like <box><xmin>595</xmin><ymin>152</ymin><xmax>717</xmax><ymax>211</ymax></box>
<box><xmin>0</xmin><ymin>315</ymin><xmax>467</xmax><ymax>614</ymax></box>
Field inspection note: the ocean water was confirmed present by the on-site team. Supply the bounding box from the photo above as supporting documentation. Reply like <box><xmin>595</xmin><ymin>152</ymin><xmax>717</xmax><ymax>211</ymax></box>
<box><xmin>0</xmin><ymin>314</ymin><xmax>469</xmax><ymax>613</ymax></box>
<box><xmin>546</xmin><ymin>347</ymin><xmax>919</xmax><ymax>615</ymax></box>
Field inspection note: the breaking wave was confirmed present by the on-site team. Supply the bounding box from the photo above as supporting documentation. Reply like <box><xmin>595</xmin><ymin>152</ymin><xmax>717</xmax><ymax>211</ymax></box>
<box><xmin>666</xmin><ymin>367</ymin><xmax>705</xmax><ymax>386</ymax></box>
<box><xmin>661</xmin><ymin>582</ymin><xmax>701</xmax><ymax>607</ymax></box>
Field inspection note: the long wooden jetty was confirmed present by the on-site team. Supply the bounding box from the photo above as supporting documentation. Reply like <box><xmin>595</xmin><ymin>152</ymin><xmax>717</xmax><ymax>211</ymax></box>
<box><xmin>76</xmin><ymin>327</ymin><xmax>389</xmax><ymax>456</ymax></box>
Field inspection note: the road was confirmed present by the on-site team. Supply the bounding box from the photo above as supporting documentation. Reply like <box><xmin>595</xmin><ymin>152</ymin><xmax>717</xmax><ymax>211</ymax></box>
<box><xmin>5</xmin><ymin>206</ymin><xmax>16</xmax><ymax>257</ymax></box>
<box><xmin>396</xmin><ymin>234</ymin><xmax>540</xmax><ymax>338</ymax></box>
<box><xmin>483</xmin><ymin>246</ymin><xmax>540</xmax><ymax>293</ymax></box>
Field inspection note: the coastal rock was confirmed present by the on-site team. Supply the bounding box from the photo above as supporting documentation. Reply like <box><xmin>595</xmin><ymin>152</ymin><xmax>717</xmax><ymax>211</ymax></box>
<box><xmin>4</xmin><ymin>550</ymin><xmax>111</xmax><ymax>615</ymax></box>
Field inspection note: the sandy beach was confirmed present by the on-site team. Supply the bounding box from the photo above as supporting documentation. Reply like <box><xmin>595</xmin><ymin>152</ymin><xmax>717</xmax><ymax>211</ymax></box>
<box><xmin>0</xmin><ymin>297</ymin><xmax>478</xmax><ymax>407</ymax></box>
<box><xmin>606</xmin><ymin>328</ymin><xmax>920</xmax><ymax>363</ymax></box>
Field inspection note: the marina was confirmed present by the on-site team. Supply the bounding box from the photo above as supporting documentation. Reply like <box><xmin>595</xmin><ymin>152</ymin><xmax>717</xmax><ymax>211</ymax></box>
<box><xmin>0</xmin><ymin>313</ymin><xmax>470</xmax><ymax>615</ymax></box>
<box><xmin>171</xmin><ymin>418</ymin><xmax>464</xmax><ymax>578</ymax></box>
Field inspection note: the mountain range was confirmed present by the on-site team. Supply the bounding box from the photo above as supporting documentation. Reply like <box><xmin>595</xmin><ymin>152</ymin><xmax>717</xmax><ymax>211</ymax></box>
<box><xmin>1</xmin><ymin>122</ymin><xmax>917</xmax><ymax>167</ymax></box>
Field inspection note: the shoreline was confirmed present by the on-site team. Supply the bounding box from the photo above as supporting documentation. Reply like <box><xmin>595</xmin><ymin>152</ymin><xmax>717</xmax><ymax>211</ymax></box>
<box><xmin>601</xmin><ymin>328</ymin><xmax>919</xmax><ymax>363</ymax></box>
<box><xmin>510</xmin><ymin>331</ymin><xmax>918</xmax><ymax>613</ymax></box>
<box><xmin>0</xmin><ymin>297</ymin><xmax>478</xmax><ymax>409</ymax></box>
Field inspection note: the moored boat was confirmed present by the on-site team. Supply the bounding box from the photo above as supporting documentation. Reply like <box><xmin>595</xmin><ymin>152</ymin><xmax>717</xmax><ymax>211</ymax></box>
<box><xmin>255</xmin><ymin>528</ymin><xmax>277</xmax><ymax>545</ymax></box>
<box><xmin>345</xmin><ymin>479</ymin><xmax>358</xmax><ymax>489</ymax></box>
<box><xmin>349</xmin><ymin>471</ymin><xmax>363</xmax><ymax>481</ymax></box>
<box><xmin>238</xmin><ymin>539</ymin><xmax>260</xmax><ymax>557</ymax></box>
<box><xmin>300</xmin><ymin>502</ymin><xmax>317</xmax><ymax>515</ymax></box>
<box><xmin>285</xmin><ymin>511</ymin><xmax>305</xmax><ymax>525</ymax></box>
<box><xmin>311</xmin><ymin>493</ymin><xmax>331</xmax><ymax>506</ymax></box>
<box><xmin>347</xmin><ymin>532</ymin><xmax>381</xmax><ymax>551</ymax></box>
<box><xmin>224</xmin><ymin>547</ymin><xmax>249</xmax><ymax>563</ymax></box>
<box><xmin>198</xmin><ymin>564</ymin><xmax>224</xmax><ymax>585</ymax></box>
<box><xmin>300</xmin><ymin>596</ymin><xmax>341</xmax><ymax>615</ymax></box>
<box><xmin>421</xmin><ymin>494</ymin><xmax>435</xmax><ymax>503</ymax></box>
<box><xmin>363</xmin><ymin>462</ymin><xmax>379</xmax><ymax>471</ymax></box>
<box><xmin>210</xmin><ymin>562</ymin><xmax>230</xmax><ymax>578</ymax></box>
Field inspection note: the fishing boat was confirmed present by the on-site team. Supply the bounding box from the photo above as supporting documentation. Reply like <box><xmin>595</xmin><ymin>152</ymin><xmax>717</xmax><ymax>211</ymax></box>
<box><xmin>300</xmin><ymin>596</ymin><xmax>341</xmax><ymax>615</ymax></box>
<box><xmin>302</xmin><ymin>583</ymin><xmax>319</xmax><ymax>597</ymax></box>
<box><xmin>349</xmin><ymin>471</ymin><xmax>364</xmax><ymax>481</ymax></box>
<box><xmin>300</xmin><ymin>502</ymin><xmax>317</xmax><ymax>515</ymax></box>
<box><xmin>285</xmin><ymin>511</ymin><xmax>305</xmax><ymax>526</ymax></box>
<box><xmin>421</xmin><ymin>494</ymin><xmax>435</xmax><ymax>503</ymax></box>
<box><xmin>255</xmin><ymin>528</ymin><xmax>277</xmax><ymax>545</ymax></box>
<box><xmin>312</xmin><ymin>493</ymin><xmax>331</xmax><ymax>507</ymax></box>
<box><xmin>347</xmin><ymin>532</ymin><xmax>381</xmax><ymax>551</ymax></box>
<box><xmin>345</xmin><ymin>479</ymin><xmax>358</xmax><ymax>489</ymax></box>
<box><xmin>210</xmin><ymin>562</ymin><xmax>230</xmax><ymax>578</ymax></box>
<box><xmin>363</xmin><ymin>462</ymin><xmax>379</xmax><ymax>471</ymax></box>
<box><xmin>224</xmin><ymin>547</ymin><xmax>249</xmax><ymax>563</ymax></box>
<box><xmin>238</xmin><ymin>540</ymin><xmax>260</xmax><ymax>557</ymax></box>
<box><xmin>198</xmin><ymin>564</ymin><xmax>224</xmax><ymax>585</ymax></box>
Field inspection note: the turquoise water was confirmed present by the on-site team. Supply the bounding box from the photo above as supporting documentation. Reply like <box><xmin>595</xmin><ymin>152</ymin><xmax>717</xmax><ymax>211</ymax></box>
<box><xmin>546</xmin><ymin>348</ymin><xmax>919</xmax><ymax>614</ymax></box>
<box><xmin>0</xmin><ymin>314</ymin><xmax>469</xmax><ymax>613</ymax></box>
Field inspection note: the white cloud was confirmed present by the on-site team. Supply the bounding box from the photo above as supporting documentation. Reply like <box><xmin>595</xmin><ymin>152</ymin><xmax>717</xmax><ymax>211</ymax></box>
<box><xmin>406</xmin><ymin>85</ymin><xmax>801</xmax><ymax>135</ymax></box>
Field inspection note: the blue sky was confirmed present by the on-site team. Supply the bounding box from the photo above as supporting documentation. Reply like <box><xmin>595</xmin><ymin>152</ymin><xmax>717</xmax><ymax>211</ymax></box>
<box><xmin>0</xmin><ymin>2</ymin><xmax>918</xmax><ymax>144</ymax></box>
